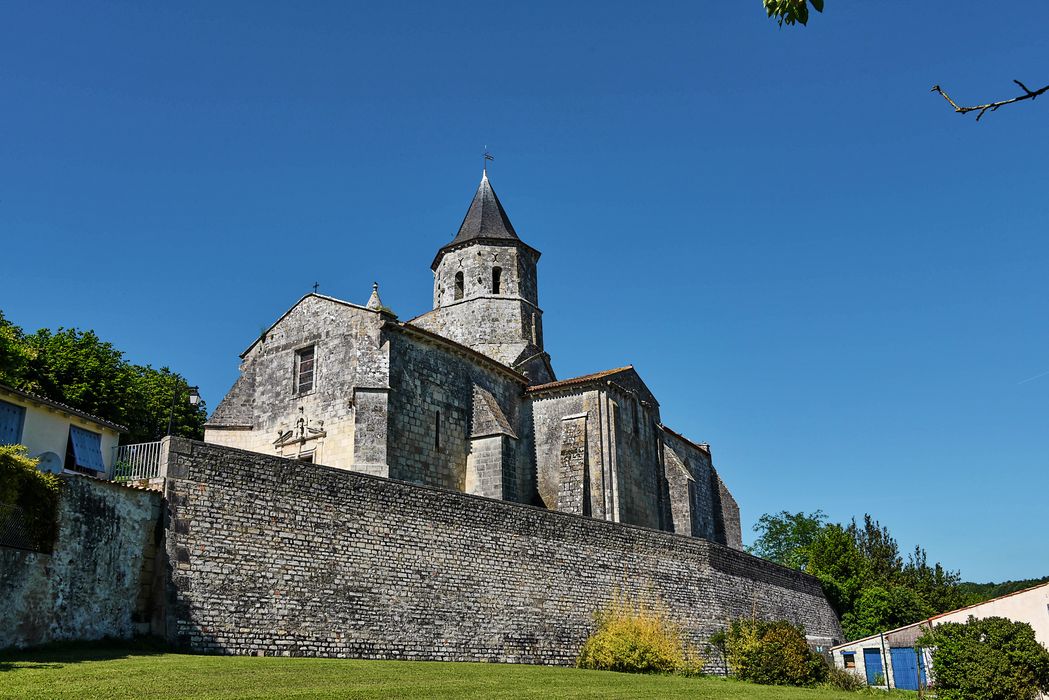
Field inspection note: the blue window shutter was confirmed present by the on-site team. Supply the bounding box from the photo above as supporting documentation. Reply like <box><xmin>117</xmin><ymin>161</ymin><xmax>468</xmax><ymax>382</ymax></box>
<box><xmin>0</xmin><ymin>400</ymin><xmax>26</xmax><ymax>445</ymax></box>
<box><xmin>69</xmin><ymin>426</ymin><xmax>106</xmax><ymax>472</ymax></box>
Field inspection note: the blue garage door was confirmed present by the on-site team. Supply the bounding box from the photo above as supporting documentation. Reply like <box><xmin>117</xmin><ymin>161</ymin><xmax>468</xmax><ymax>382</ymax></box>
<box><xmin>890</xmin><ymin>647</ymin><xmax>926</xmax><ymax>690</ymax></box>
<box><xmin>863</xmin><ymin>648</ymin><xmax>884</xmax><ymax>685</ymax></box>
<box><xmin>0</xmin><ymin>400</ymin><xmax>26</xmax><ymax>445</ymax></box>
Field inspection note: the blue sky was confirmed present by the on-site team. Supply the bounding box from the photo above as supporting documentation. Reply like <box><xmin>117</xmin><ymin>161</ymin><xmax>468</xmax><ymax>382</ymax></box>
<box><xmin>2</xmin><ymin>2</ymin><xmax>1045</xmax><ymax>582</ymax></box>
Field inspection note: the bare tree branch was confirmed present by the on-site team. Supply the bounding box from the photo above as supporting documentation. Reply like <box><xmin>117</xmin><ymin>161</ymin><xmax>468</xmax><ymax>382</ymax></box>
<box><xmin>931</xmin><ymin>80</ymin><xmax>1049</xmax><ymax>121</ymax></box>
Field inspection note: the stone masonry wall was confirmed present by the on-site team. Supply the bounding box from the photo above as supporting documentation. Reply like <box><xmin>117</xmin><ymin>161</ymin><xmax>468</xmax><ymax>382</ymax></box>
<box><xmin>662</xmin><ymin>430</ymin><xmax>719</xmax><ymax>540</ymax></box>
<box><xmin>162</xmin><ymin>438</ymin><xmax>842</xmax><ymax>662</ymax></box>
<box><xmin>385</xmin><ymin>328</ymin><xmax>528</xmax><ymax>497</ymax></box>
<box><xmin>0</xmin><ymin>475</ymin><xmax>162</xmax><ymax>650</ymax></box>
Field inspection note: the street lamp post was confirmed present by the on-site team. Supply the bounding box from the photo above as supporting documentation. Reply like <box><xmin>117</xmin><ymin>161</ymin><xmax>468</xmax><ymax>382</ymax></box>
<box><xmin>167</xmin><ymin>380</ymin><xmax>200</xmax><ymax>437</ymax></box>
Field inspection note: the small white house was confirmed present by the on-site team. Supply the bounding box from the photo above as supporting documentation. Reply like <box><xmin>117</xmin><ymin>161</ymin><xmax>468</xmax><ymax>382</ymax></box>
<box><xmin>831</xmin><ymin>582</ymin><xmax>1049</xmax><ymax>691</ymax></box>
<box><xmin>0</xmin><ymin>383</ymin><xmax>125</xmax><ymax>478</ymax></box>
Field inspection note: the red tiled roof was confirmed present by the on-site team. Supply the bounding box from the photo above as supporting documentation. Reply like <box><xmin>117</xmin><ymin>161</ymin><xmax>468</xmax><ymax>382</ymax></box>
<box><xmin>526</xmin><ymin>366</ymin><xmax>634</xmax><ymax>393</ymax></box>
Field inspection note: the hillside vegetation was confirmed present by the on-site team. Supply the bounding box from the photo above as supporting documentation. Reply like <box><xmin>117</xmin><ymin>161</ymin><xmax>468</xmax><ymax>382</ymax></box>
<box><xmin>957</xmin><ymin>576</ymin><xmax>1049</xmax><ymax>606</ymax></box>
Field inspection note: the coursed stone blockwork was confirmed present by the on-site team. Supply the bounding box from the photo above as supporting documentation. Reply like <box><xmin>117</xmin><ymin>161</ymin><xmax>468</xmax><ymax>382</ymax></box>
<box><xmin>163</xmin><ymin>439</ymin><xmax>842</xmax><ymax>663</ymax></box>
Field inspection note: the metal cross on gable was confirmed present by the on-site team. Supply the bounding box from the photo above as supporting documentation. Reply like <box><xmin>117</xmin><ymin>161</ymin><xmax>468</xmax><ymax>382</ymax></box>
<box><xmin>312</xmin><ymin>282</ymin><xmax>320</xmax><ymax>293</ymax></box>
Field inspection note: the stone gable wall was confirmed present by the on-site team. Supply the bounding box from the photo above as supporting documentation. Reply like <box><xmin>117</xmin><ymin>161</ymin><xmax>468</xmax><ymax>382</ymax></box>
<box><xmin>162</xmin><ymin>438</ymin><xmax>842</xmax><ymax>663</ymax></box>
<box><xmin>206</xmin><ymin>296</ymin><xmax>389</xmax><ymax>469</ymax></box>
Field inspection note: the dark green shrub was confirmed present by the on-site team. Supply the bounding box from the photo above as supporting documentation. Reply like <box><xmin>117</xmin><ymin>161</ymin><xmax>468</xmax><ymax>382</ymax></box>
<box><xmin>723</xmin><ymin>618</ymin><xmax>827</xmax><ymax>686</ymax></box>
<box><xmin>577</xmin><ymin>592</ymin><xmax>702</xmax><ymax>675</ymax></box>
<box><xmin>918</xmin><ymin>616</ymin><xmax>1049</xmax><ymax>700</ymax></box>
<box><xmin>820</xmin><ymin>665</ymin><xmax>865</xmax><ymax>691</ymax></box>
<box><xmin>0</xmin><ymin>444</ymin><xmax>60</xmax><ymax>551</ymax></box>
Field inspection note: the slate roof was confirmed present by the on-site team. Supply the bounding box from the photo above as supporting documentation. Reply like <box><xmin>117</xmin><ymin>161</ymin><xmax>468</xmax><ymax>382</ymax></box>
<box><xmin>471</xmin><ymin>385</ymin><xmax>518</xmax><ymax>439</ymax></box>
<box><xmin>432</xmin><ymin>173</ymin><xmax>539</xmax><ymax>269</ymax></box>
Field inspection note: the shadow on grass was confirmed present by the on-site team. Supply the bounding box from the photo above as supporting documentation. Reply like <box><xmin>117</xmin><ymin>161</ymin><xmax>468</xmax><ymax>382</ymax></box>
<box><xmin>0</xmin><ymin>636</ymin><xmax>168</xmax><ymax>672</ymax></box>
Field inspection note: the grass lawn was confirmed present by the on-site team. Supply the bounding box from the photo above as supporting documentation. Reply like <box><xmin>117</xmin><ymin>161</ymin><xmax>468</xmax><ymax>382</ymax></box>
<box><xmin>0</xmin><ymin>644</ymin><xmax>915</xmax><ymax>699</ymax></box>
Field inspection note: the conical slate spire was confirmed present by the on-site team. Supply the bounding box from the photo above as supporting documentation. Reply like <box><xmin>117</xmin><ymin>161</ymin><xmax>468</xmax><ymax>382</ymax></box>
<box><xmin>431</xmin><ymin>171</ymin><xmax>540</xmax><ymax>270</ymax></box>
<box><xmin>447</xmin><ymin>172</ymin><xmax>520</xmax><ymax>247</ymax></box>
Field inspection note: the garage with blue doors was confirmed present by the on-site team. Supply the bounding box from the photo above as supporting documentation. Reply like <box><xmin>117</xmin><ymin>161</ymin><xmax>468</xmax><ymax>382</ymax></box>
<box><xmin>832</xmin><ymin>622</ymin><xmax>931</xmax><ymax>690</ymax></box>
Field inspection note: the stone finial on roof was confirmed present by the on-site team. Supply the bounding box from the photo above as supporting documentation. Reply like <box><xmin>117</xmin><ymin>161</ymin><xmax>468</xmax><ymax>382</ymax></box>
<box><xmin>367</xmin><ymin>282</ymin><xmax>383</xmax><ymax>310</ymax></box>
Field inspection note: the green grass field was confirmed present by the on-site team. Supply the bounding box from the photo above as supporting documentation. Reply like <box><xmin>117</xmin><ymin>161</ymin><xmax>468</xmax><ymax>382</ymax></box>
<box><xmin>0</xmin><ymin>645</ymin><xmax>913</xmax><ymax>699</ymax></box>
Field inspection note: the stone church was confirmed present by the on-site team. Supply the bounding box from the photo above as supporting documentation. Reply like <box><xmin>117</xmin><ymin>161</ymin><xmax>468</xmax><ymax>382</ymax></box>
<box><xmin>206</xmin><ymin>171</ymin><xmax>742</xmax><ymax>548</ymax></box>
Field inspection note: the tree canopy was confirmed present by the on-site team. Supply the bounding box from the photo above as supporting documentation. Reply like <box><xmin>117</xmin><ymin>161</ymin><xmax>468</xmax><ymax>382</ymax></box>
<box><xmin>750</xmin><ymin>510</ymin><xmax>967</xmax><ymax>640</ymax></box>
<box><xmin>0</xmin><ymin>310</ymin><xmax>206</xmax><ymax>444</ymax></box>
<box><xmin>763</xmin><ymin>0</ymin><xmax>823</xmax><ymax>27</ymax></box>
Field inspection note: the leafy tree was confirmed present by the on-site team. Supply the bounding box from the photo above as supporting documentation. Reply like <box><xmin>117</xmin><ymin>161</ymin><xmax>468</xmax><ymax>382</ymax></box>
<box><xmin>806</xmin><ymin>523</ymin><xmax>868</xmax><ymax>621</ymax></box>
<box><xmin>0</xmin><ymin>311</ymin><xmax>206</xmax><ymax>444</ymax></box>
<box><xmin>847</xmin><ymin>515</ymin><xmax>901</xmax><ymax>584</ymax></box>
<box><xmin>763</xmin><ymin>0</ymin><xmax>823</xmax><ymax>26</ymax></box>
<box><xmin>751</xmin><ymin>508</ymin><xmax>965</xmax><ymax>640</ymax></box>
<box><xmin>841</xmin><ymin>585</ymin><xmax>931</xmax><ymax>641</ymax></box>
<box><xmin>918</xmin><ymin>616</ymin><xmax>1049</xmax><ymax>700</ymax></box>
<box><xmin>0</xmin><ymin>310</ymin><xmax>33</xmax><ymax>388</ymax></box>
<box><xmin>956</xmin><ymin>576</ymin><xmax>1049</xmax><ymax>606</ymax></box>
<box><xmin>747</xmin><ymin>510</ymin><xmax>827</xmax><ymax>570</ymax></box>
<box><xmin>23</xmin><ymin>326</ymin><xmax>132</xmax><ymax>424</ymax></box>
<box><xmin>900</xmin><ymin>545</ymin><xmax>965</xmax><ymax>613</ymax></box>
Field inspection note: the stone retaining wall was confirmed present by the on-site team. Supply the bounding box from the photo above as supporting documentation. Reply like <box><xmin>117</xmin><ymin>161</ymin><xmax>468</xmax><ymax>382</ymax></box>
<box><xmin>0</xmin><ymin>475</ymin><xmax>162</xmax><ymax>650</ymax></box>
<box><xmin>163</xmin><ymin>438</ymin><xmax>842</xmax><ymax>663</ymax></box>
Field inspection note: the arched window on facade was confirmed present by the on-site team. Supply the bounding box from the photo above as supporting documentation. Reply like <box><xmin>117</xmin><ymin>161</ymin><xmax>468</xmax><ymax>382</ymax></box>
<box><xmin>454</xmin><ymin>271</ymin><xmax>464</xmax><ymax>300</ymax></box>
<box><xmin>492</xmin><ymin>267</ymin><xmax>502</xmax><ymax>294</ymax></box>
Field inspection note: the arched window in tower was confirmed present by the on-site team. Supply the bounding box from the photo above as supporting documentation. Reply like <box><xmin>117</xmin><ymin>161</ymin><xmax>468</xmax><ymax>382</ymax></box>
<box><xmin>492</xmin><ymin>267</ymin><xmax>502</xmax><ymax>294</ymax></box>
<box><xmin>454</xmin><ymin>271</ymin><xmax>464</xmax><ymax>300</ymax></box>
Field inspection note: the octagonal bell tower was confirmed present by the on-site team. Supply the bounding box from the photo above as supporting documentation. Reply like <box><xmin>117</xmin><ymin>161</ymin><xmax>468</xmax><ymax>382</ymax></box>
<box><xmin>412</xmin><ymin>170</ymin><xmax>554</xmax><ymax>384</ymax></box>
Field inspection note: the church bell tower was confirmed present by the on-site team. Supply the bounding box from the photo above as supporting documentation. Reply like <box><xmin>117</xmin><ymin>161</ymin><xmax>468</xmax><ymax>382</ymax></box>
<box><xmin>413</xmin><ymin>170</ymin><xmax>554</xmax><ymax>385</ymax></box>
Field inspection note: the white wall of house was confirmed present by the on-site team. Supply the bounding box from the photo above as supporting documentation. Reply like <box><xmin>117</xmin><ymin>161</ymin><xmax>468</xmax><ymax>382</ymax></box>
<box><xmin>0</xmin><ymin>389</ymin><xmax>121</xmax><ymax>474</ymax></box>
<box><xmin>933</xmin><ymin>583</ymin><xmax>1049</xmax><ymax>647</ymax></box>
<box><xmin>832</xmin><ymin>582</ymin><xmax>1049</xmax><ymax>691</ymax></box>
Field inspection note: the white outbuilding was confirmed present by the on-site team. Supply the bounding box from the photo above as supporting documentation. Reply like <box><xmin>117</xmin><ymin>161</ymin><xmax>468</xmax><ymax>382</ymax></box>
<box><xmin>831</xmin><ymin>581</ymin><xmax>1049</xmax><ymax>691</ymax></box>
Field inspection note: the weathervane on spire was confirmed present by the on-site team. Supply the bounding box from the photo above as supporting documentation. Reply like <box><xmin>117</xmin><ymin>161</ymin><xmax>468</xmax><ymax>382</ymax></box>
<box><xmin>483</xmin><ymin>146</ymin><xmax>494</xmax><ymax>175</ymax></box>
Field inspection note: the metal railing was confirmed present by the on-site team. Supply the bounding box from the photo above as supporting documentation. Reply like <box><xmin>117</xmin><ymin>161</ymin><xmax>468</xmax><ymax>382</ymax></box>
<box><xmin>112</xmin><ymin>440</ymin><xmax>166</xmax><ymax>482</ymax></box>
